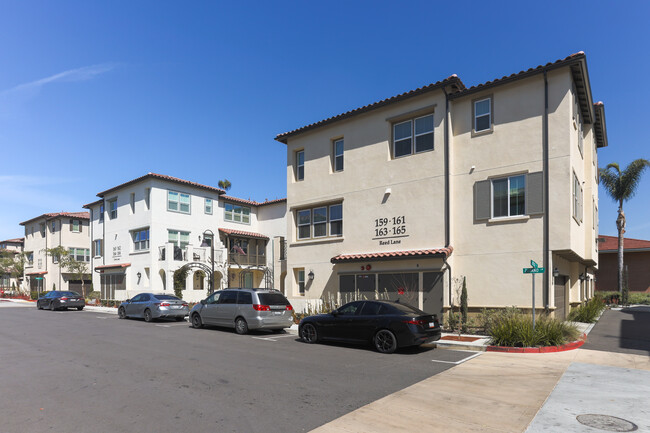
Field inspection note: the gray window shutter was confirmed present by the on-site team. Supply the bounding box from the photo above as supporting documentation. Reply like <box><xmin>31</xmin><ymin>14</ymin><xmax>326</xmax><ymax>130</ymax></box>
<box><xmin>526</xmin><ymin>172</ymin><xmax>544</xmax><ymax>215</ymax></box>
<box><xmin>474</xmin><ymin>180</ymin><xmax>491</xmax><ymax>220</ymax></box>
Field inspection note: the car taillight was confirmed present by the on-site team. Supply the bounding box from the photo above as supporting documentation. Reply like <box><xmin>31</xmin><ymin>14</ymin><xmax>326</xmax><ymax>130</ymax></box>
<box><xmin>404</xmin><ymin>319</ymin><xmax>427</xmax><ymax>326</ymax></box>
<box><xmin>182</xmin><ymin>303</ymin><xmax>188</xmax><ymax>307</ymax></box>
<box><xmin>253</xmin><ymin>304</ymin><xmax>271</xmax><ymax>311</ymax></box>
<box><xmin>286</xmin><ymin>305</ymin><xmax>293</xmax><ymax>311</ymax></box>
<box><xmin>60</xmin><ymin>297</ymin><xmax>68</xmax><ymax>301</ymax></box>
<box><xmin>160</xmin><ymin>302</ymin><xmax>171</xmax><ymax>307</ymax></box>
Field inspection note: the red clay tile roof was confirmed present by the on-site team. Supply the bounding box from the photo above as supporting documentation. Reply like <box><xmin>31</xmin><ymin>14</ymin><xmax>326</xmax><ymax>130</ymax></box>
<box><xmin>598</xmin><ymin>235</ymin><xmax>650</xmax><ymax>252</ymax></box>
<box><xmin>20</xmin><ymin>212</ymin><xmax>90</xmax><ymax>226</ymax></box>
<box><xmin>275</xmin><ymin>75</ymin><xmax>466</xmax><ymax>143</ymax></box>
<box><xmin>218</xmin><ymin>228</ymin><xmax>269</xmax><ymax>240</ymax></box>
<box><xmin>331</xmin><ymin>247</ymin><xmax>453</xmax><ymax>263</ymax></box>
<box><xmin>95</xmin><ymin>263</ymin><xmax>131</xmax><ymax>270</ymax></box>
<box><xmin>26</xmin><ymin>271</ymin><xmax>48</xmax><ymax>276</ymax></box>
<box><xmin>1</xmin><ymin>238</ymin><xmax>24</xmax><ymax>244</ymax></box>
<box><xmin>221</xmin><ymin>195</ymin><xmax>287</xmax><ymax>207</ymax></box>
<box><xmin>96</xmin><ymin>173</ymin><xmax>226</xmax><ymax>197</ymax></box>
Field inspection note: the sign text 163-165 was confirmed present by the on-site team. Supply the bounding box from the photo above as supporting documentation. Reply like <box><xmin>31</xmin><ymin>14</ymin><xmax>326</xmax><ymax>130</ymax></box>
<box><xmin>374</xmin><ymin>216</ymin><xmax>407</xmax><ymax>237</ymax></box>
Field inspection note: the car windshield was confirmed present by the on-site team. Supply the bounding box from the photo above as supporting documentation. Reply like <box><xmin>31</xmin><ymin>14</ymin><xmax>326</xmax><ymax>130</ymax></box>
<box><xmin>153</xmin><ymin>295</ymin><xmax>180</xmax><ymax>300</ymax></box>
<box><xmin>386</xmin><ymin>302</ymin><xmax>427</xmax><ymax>315</ymax></box>
<box><xmin>257</xmin><ymin>293</ymin><xmax>289</xmax><ymax>306</ymax></box>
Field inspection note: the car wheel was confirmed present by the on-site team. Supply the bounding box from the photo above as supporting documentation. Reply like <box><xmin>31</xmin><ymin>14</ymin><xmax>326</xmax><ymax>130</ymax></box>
<box><xmin>234</xmin><ymin>317</ymin><xmax>248</xmax><ymax>335</ymax></box>
<box><xmin>300</xmin><ymin>323</ymin><xmax>318</xmax><ymax>344</ymax></box>
<box><xmin>77</xmin><ymin>306</ymin><xmax>84</xmax><ymax>311</ymax></box>
<box><xmin>144</xmin><ymin>309</ymin><xmax>153</xmax><ymax>323</ymax></box>
<box><xmin>118</xmin><ymin>307</ymin><xmax>126</xmax><ymax>319</ymax></box>
<box><xmin>374</xmin><ymin>329</ymin><xmax>398</xmax><ymax>354</ymax></box>
<box><xmin>191</xmin><ymin>314</ymin><xmax>203</xmax><ymax>329</ymax></box>
<box><xmin>37</xmin><ymin>301</ymin><xmax>43</xmax><ymax>310</ymax></box>
<box><xmin>51</xmin><ymin>302</ymin><xmax>58</xmax><ymax>311</ymax></box>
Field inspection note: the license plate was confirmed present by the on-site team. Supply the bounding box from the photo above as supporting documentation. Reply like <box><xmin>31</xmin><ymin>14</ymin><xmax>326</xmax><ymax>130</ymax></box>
<box><xmin>173</xmin><ymin>305</ymin><xmax>182</xmax><ymax>309</ymax></box>
<box><xmin>273</xmin><ymin>312</ymin><xmax>282</xmax><ymax>315</ymax></box>
<box><xmin>429</xmin><ymin>322</ymin><xmax>435</xmax><ymax>328</ymax></box>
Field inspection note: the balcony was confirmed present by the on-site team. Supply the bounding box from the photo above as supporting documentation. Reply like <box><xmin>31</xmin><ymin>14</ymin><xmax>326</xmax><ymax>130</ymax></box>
<box><xmin>158</xmin><ymin>244</ymin><xmax>222</xmax><ymax>264</ymax></box>
<box><xmin>228</xmin><ymin>253</ymin><xmax>266</xmax><ymax>267</ymax></box>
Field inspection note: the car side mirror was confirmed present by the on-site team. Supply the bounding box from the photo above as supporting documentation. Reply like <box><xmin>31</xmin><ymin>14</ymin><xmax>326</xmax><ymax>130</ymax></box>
<box><xmin>200</xmin><ymin>299</ymin><xmax>206</xmax><ymax>305</ymax></box>
<box><xmin>125</xmin><ymin>299</ymin><xmax>131</xmax><ymax>303</ymax></box>
<box><xmin>331</xmin><ymin>310</ymin><xmax>339</xmax><ymax>317</ymax></box>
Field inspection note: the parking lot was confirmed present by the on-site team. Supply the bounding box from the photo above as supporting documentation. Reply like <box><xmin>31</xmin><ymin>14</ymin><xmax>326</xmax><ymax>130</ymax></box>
<box><xmin>0</xmin><ymin>302</ymin><xmax>476</xmax><ymax>433</ymax></box>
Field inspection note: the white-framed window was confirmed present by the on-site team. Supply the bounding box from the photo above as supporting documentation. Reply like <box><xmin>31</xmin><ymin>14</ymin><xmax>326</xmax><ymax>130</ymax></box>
<box><xmin>577</xmin><ymin>114</ymin><xmax>584</xmax><ymax>158</ymax></box>
<box><xmin>333</xmin><ymin>138</ymin><xmax>344</xmax><ymax>172</ymax></box>
<box><xmin>224</xmin><ymin>203</ymin><xmax>250</xmax><ymax>224</ymax></box>
<box><xmin>492</xmin><ymin>175</ymin><xmax>525</xmax><ymax>218</ymax></box>
<box><xmin>71</xmin><ymin>219</ymin><xmax>81</xmax><ymax>233</ymax></box>
<box><xmin>205</xmin><ymin>198</ymin><xmax>213</xmax><ymax>215</ymax></box>
<box><xmin>99</xmin><ymin>204</ymin><xmax>104</xmax><ymax>223</ymax></box>
<box><xmin>51</xmin><ymin>221</ymin><xmax>56</xmax><ymax>232</ymax></box>
<box><xmin>27</xmin><ymin>252</ymin><xmax>34</xmax><ymax>266</ymax></box>
<box><xmin>167</xmin><ymin>191</ymin><xmax>191</xmax><ymax>214</ymax></box>
<box><xmin>130</xmin><ymin>193</ymin><xmax>136</xmax><ymax>214</ymax></box>
<box><xmin>296</xmin><ymin>203</ymin><xmax>343</xmax><ymax>240</ymax></box>
<box><xmin>296</xmin><ymin>150</ymin><xmax>304</xmax><ymax>181</ymax></box>
<box><xmin>297</xmin><ymin>269</ymin><xmax>305</xmax><ymax>295</ymax></box>
<box><xmin>393</xmin><ymin>114</ymin><xmax>434</xmax><ymax>158</ymax></box>
<box><xmin>573</xmin><ymin>172</ymin><xmax>583</xmax><ymax>223</ymax></box>
<box><xmin>40</xmin><ymin>223</ymin><xmax>46</xmax><ymax>237</ymax></box>
<box><xmin>108</xmin><ymin>199</ymin><xmax>118</xmax><ymax>220</ymax></box>
<box><xmin>474</xmin><ymin>97</ymin><xmax>491</xmax><ymax>132</ymax></box>
<box><xmin>132</xmin><ymin>228</ymin><xmax>150</xmax><ymax>252</ymax></box>
<box><xmin>93</xmin><ymin>239</ymin><xmax>103</xmax><ymax>257</ymax></box>
<box><xmin>168</xmin><ymin>230</ymin><xmax>190</xmax><ymax>249</ymax></box>
<box><xmin>68</xmin><ymin>248</ymin><xmax>90</xmax><ymax>262</ymax></box>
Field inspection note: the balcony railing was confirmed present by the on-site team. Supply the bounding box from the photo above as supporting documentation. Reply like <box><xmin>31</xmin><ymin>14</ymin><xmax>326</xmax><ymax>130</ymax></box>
<box><xmin>158</xmin><ymin>244</ymin><xmax>222</xmax><ymax>264</ymax></box>
<box><xmin>229</xmin><ymin>253</ymin><xmax>266</xmax><ymax>267</ymax></box>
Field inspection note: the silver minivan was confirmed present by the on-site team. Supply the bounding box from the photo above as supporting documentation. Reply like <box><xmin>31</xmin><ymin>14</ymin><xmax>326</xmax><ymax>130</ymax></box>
<box><xmin>190</xmin><ymin>288</ymin><xmax>294</xmax><ymax>334</ymax></box>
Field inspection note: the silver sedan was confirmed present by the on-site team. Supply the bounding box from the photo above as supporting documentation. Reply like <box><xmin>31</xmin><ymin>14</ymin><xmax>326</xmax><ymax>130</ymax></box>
<box><xmin>118</xmin><ymin>293</ymin><xmax>188</xmax><ymax>322</ymax></box>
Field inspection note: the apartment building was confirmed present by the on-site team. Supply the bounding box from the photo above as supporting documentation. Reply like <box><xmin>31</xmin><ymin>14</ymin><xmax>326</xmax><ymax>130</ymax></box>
<box><xmin>84</xmin><ymin>173</ymin><xmax>286</xmax><ymax>302</ymax></box>
<box><xmin>276</xmin><ymin>52</ymin><xmax>606</xmax><ymax>319</ymax></box>
<box><xmin>0</xmin><ymin>237</ymin><xmax>24</xmax><ymax>291</ymax></box>
<box><xmin>19</xmin><ymin>213</ymin><xmax>91</xmax><ymax>294</ymax></box>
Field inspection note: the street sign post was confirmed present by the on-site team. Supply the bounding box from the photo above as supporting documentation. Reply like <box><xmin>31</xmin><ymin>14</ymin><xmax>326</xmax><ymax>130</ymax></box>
<box><xmin>523</xmin><ymin>260</ymin><xmax>545</xmax><ymax>331</ymax></box>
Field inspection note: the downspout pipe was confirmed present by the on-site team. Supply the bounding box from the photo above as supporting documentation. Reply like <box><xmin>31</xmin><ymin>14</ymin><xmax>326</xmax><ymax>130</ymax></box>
<box><xmin>443</xmin><ymin>87</ymin><xmax>452</xmax><ymax>311</ymax></box>
<box><xmin>543</xmin><ymin>70</ymin><xmax>550</xmax><ymax>310</ymax></box>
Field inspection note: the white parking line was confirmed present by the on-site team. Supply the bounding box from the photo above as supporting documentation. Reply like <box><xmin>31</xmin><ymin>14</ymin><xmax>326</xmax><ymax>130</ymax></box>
<box><xmin>155</xmin><ymin>323</ymin><xmax>188</xmax><ymax>328</ymax></box>
<box><xmin>431</xmin><ymin>352</ymin><xmax>481</xmax><ymax>365</ymax></box>
<box><xmin>95</xmin><ymin>316</ymin><xmax>109</xmax><ymax>319</ymax></box>
<box><xmin>251</xmin><ymin>334</ymin><xmax>296</xmax><ymax>342</ymax></box>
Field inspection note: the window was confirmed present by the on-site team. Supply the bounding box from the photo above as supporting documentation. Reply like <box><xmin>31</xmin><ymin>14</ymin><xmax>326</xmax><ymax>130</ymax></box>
<box><xmin>40</xmin><ymin>223</ymin><xmax>45</xmax><ymax>237</ymax></box>
<box><xmin>393</xmin><ymin>114</ymin><xmax>434</xmax><ymax>158</ymax></box>
<box><xmin>297</xmin><ymin>204</ymin><xmax>343</xmax><ymax>240</ymax></box>
<box><xmin>492</xmin><ymin>175</ymin><xmax>525</xmax><ymax>218</ymax></box>
<box><xmin>51</xmin><ymin>221</ymin><xmax>56</xmax><ymax>232</ymax></box>
<box><xmin>132</xmin><ymin>228</ymin><xmax>150</xmax><ymax>252</ymax></box>
<box><xmin>130</xmin><ymin>193</ymin><xmax>136</xmax><ymax>214</ymax></box>
<box><xmin>27</xmin><ymin>252</ymin><xmax>33</xmax><ymax>266</ymax></box>
<box><xmin>99</xmin><ymin>204</ymin><xmax>104</xmax><ymax>223</ymax></box>
<box><xmin>108</xmin><ymin>199</ymin><xmax>117</xmax><ymax>220</ymax></box>
<box><xmin>168</xmin><ymin>230</ymin><xmax>190</xmax><ymax>249</ymax></box>
<box><xmin>205</xmin><ymin>198</ymin><xmax>213</xmax><ymax>215</ymax></box>
<box><xmin>333</xmin><ymin>139</ymin><xmax>344</xmax><ymax>172</ymax></box>
<box><xmin>297</xmin><ymin>269</ymin><xmax>305</xmax><ymax>295</ymax></box>
<box><xmin>474</xmin><ymin>97</ymin><xmax>491</xmax><ymax>132</ymax></box>
<box><xmin>71</xmin><ymin>219</ymin><xmax>81</xmax><ymax>233</ymax></box>
<box><xmin>577</xmin><ymin>115</ymin><xmax>584</xmax><ymax>158</ymax></box>
<box><xmin>224</xmin><ymin>203</ymin><xmax>250</xmax><ymax>224</ymax></box>
<box><xmin>296</xmin><ymin>150</ymin><xmax>304</xmax><ymax>181</ymax></box>
<box><xmin>37</xmin><ymin>259</ymin><xmax>42</xmax><ymax>268</ymax></box>
<box><xmin>94</xmin><ymin>239</ymin><xmax>103</xmax><ymax>257</ymax></box>
<box><xmin>167</xmin><ymin>191</ymin><xmax>191</xmax><ymax>214</ymax></box>
<box><xmin>68</xmin><ymin>248</ymin><xmax>90</xmax><ymax>262</ymax></box>
<box><xmin>573</xmin><ymin>172</ymin><xmax>583</xmax><ymax>223</ymax></box>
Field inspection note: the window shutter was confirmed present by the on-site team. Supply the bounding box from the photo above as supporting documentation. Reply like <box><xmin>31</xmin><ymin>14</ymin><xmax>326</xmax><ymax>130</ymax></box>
<box><xmin>474</xmin><ymin>180</ymin><xmax>491</xmax><ymax>220</ymax></box>
<box><xmin>69</xmin><ymin>220</ymin><xmax>73</xmax><ymax>232</ymax></box>
<box><xmin>79</xmin><ymin>221</ymin><xmax>82</xmax><ymax>233</ymax></box>
<box><xmin>526</xmin><ymin>172</ymin><xmax>544</xmax><ymax>215</ymax></box>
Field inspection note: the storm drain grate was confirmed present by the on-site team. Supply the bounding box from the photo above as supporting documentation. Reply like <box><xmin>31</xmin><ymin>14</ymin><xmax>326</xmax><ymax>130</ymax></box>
<box><xmin>576</xmin><ymin>414</ymin><xmax>638</xmax><ymax>432</ymax></box>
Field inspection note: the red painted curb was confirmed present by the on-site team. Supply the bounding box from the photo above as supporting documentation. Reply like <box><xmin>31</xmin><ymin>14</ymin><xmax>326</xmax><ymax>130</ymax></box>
<box><xmin>486</xmin><ymin>334</ymin><xmax>586</xmax><ymax>353</ymax></box>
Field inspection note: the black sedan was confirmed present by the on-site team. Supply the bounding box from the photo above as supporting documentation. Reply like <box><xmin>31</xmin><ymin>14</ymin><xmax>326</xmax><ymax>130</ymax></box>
<box><xmin>36</xmin><ymin>291</ymin><xmax>85</xmax><ymax>311</ymax></box>
<box><xmin>299</xmin><ymin>300</ymin><xmax>441</xmax><ymax>354</ymax></box>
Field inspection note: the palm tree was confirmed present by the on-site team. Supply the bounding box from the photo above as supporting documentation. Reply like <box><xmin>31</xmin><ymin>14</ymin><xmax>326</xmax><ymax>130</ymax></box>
<box><xmin>599</xmin><ymin>159</ymin><xmax>650</xmax><ymax>294</ymax></box>
<box><xmin>218</xmin><ymin>179</ymin><xmax>232</xmax><ymax>191</ymax></box>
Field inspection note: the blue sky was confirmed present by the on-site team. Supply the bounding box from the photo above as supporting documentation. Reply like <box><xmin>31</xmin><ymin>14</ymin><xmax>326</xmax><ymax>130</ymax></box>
<box><xmin>1</xmin><ymin>1</ymin><xmax>648</xmax><ymax>242</ymax></box>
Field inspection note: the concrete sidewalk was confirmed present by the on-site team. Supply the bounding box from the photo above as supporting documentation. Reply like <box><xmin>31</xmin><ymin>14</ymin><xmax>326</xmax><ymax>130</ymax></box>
<box><xmin>310</xmin><ymin>348</ymin><xmax>650</xmax><ymax>433</ymax></box>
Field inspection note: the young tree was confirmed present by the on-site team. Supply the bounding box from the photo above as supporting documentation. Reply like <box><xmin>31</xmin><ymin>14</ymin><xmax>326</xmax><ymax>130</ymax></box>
<box><xmin>42</xmin><ymin>246</ymin><xmax>90</xmax><ymax>297</ymax></box>
<box><xmin>218</xmin><ymin>179</ymin><xmax>232</xmax><ymax>191</ymax></box>
<box><xmin>599</xmin><ymin>159</ymin><xmax>650</xmax><ymax>294</ymax></box>
<box><xmin>0</xmin><ymin>250</ymin><xmax>25</xmax><ymax>292</ymax></box>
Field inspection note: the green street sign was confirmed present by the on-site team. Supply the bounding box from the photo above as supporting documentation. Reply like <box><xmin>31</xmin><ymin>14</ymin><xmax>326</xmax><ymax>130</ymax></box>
<box><xmin>530</xmin><ymin>260</ymin><xmax>539</xmax><ymax>268</ymax></box>
<box><xmin>523</xmin><ymin>267</ymin><xmax>545</xmax><ymax>274</ymax></box>
<box><xmin>34</xmin><ymin>277</ymin><xmax>43</xmax><ymax>280</ymax></box>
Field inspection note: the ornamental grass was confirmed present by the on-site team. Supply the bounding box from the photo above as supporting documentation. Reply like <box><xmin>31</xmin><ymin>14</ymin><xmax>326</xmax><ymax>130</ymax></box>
<box><xmin>488</xmin><ymin>308</ymin><xmax>580</xmax><ymax>348</ymax></box>
<box><xmin>567</xmin><ymin>295</ymin><xmax>607</xmax><ymax>323</ymax></box>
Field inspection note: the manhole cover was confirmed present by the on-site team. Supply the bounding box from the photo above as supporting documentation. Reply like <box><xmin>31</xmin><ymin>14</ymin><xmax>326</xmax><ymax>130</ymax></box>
<box><xmin>576</xmin><ymin>414</ymin><xmax>638</xmax><ymax>432</ymax></box>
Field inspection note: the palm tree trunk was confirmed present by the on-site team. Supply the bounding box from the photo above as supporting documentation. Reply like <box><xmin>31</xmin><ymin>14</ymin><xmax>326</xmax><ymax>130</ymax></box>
<box><xmin>616</xmin><ymin>206</ymin><xmax>626</xmax><ymax>294</ymax></box>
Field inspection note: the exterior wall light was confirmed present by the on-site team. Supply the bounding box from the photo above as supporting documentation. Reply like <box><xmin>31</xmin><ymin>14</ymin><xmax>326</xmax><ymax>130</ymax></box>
<box><xmin>553</xmin><ymin>267</ymin><xmax>559</xmax><ymax>277</ymax></box>
<box><xmin>308</xmin><ymin>270</ymin><xmax>314</xmax><ymax>280</ymax></box>
<box><xmin>136</xmin><ymin>272</ymin><xmax>142</xmax><ymax>285</ymax></box>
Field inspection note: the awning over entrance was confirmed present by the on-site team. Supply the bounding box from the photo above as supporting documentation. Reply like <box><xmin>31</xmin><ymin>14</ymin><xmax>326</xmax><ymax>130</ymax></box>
<box><xmin>219</xmin><ymin>228</ymin><xmax>269</xmax><ymax>240</ymax></box>
<box><xmin>95</xmin><ymin>263</ymin><xmax>131</xmax><ymax>272</ymax></box>
<box><xmin>26</xmin><ymin>271</ymin><xmax>47</xmax><ymax>276</ymax></box>
<box><xmin>331</xmin><ymin>247</ymin><xmax>453</xmax><ymax>263</ymax></box>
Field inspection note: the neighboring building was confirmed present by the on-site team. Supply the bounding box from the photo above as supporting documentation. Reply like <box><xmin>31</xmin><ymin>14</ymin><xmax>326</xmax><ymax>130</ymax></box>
<box><xmin>276</xmin><ymin>52</ymin><xmax>606</xmax><ymax>319</ymax></box>
<box><xmin>0</xmin><ymin>237</ymin><xmax>24</xmax><ymax>291</ymax></box>
<box><xmin>19</xmin><ymin>213</ymin><xmax>91</xmax><ymax>294</ymax></box>
<box><xmin>84</xmin><ymin>173</ymin><xmax>286</xmax><ymax>302</ymax></box>
<box><xmin>596</xmin><ymin>235</ymin><xmax>650</xmax><ymax>293</ymax></box>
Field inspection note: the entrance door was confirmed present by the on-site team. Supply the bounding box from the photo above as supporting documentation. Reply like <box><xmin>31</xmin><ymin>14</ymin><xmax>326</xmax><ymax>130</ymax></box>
<box><xmin>243</xmin><ymin>272</ymin><xmax>253</xmax><ymax>288</ymax></box>
<box><xmin>423</xmin><ymin>272</ymin><xmax>444</xmax><ymax>317</ymax></box>
<box><xmin>554</xmin><ymin>276</ymin><xmax>567</xmax><ymax>320</ymax></box>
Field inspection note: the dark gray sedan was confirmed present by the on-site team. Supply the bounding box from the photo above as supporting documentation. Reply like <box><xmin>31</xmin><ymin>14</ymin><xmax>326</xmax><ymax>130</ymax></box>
<box><xmin>118</xmin><ymin>293</ymin><xmax>188</xmax><ymax>322</ymax></box>
<box><xmin>36</xmin><ymin>291</ymin><xmax>85</xmax><ymax>311</ymax></box>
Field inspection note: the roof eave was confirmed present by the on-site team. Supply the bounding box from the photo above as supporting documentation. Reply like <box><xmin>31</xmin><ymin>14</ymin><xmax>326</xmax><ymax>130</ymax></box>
<box><xmin>594</xmin><ymin>103</ymin><xmax>608</xmax><ymax>148</ymax></box>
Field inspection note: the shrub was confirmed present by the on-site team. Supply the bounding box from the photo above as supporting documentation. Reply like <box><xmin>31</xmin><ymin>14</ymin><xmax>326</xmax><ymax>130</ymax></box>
<box><xmin>568</xmin><ymin>295</ymin><xmax>606</xmax><ymax>323</ymax></box>
<box><xmin>489</xmin><ymin>308</ymin><xmax>579</xmax><ymax>347</ymax></box>
<box><xmin>628</xmin><ymin>292</ymin><xmax>650</xmax><ymax>305</ymax></box>
<box><xmin>460</xmin><ymin>277</ymin><xmax>468</xmax><ymax>332</ymax></box>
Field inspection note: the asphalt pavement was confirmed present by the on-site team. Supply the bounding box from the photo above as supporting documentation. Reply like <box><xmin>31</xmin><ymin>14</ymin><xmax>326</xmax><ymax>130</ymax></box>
<box><xmin>0</xmin><ymin>301</ymin><xmax>471</xmax><ymax>433</ymax></box>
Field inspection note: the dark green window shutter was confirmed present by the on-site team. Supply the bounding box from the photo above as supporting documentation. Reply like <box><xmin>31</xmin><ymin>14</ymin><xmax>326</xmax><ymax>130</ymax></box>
<box><xmin>526</xmin><ymin>171</ymin><xmax>544</xmax><ymax>215</ymax></box>
<box><xmin>474</xmin><ymin>180</ymin><xmax>491</xmax><ymax>220</ymax></box>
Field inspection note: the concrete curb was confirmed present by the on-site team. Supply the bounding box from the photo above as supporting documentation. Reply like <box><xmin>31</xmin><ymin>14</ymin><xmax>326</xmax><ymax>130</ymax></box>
<box><xmin>486</xmin><ymin>333</ymin><xmax>586</xmax><ymax>353</ymax></box>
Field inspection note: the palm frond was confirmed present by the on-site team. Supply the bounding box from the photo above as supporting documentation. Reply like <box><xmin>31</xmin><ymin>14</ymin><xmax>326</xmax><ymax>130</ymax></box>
<box><xmin>599</xmin><ymin>166</ymin><xmax>623</xmax><ymax>203</ymax></box>
<box><xmin>620</xmin><ymin>159</ymin><xmax>650</xmax><ymax>201</ymax></box>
